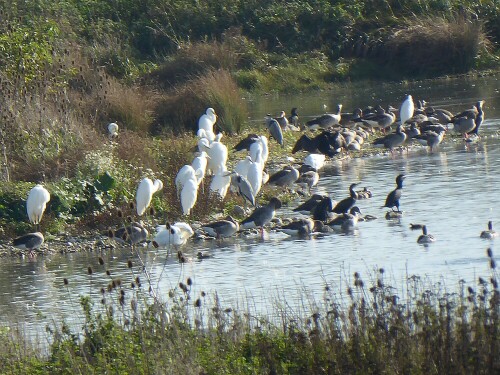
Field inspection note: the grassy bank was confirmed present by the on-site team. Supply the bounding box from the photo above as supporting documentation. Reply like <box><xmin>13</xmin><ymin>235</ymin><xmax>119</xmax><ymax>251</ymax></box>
<box><xmin>0</xmin><ymin>249</ymin><xmax>497</xmax><ymax>374</ymax></box>
<box><xmin>0</xmin><ymin>0</ymin><xmax>499</xmax><ymax>234</ymax></box>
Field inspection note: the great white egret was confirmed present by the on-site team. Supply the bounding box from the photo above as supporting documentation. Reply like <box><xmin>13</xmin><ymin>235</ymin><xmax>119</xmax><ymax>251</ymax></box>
<box><xmin>246</xmin><ymin>156</ymin><xmax>263</xmax><ymax>197</ymax></box>
<box><xmin>210</xmin><ymin>167</ymin><xmax>231</xmax><ymax>199</ymax></box>
<box><xmin>303</xmin><ymin>154</ymin><xmax>325</xmax><ymax>171</ymax></box>
<box><xmin>27</xmin><ymin>184</ymin><xmax>50</xmax><ymax>229</ymax></box>
<box><xmin>180</xmin><ymin>177</ymin><xmax>198</xmax><ymax>215</ymax></box>
<box><xmin>154</xmin><ymin>222</ymin><xmax>194</xmax><ymax>247</ymax></box>
<box><xmin>136</xmin><ymin>178</ymin><xmax>163</xmax><ymax>216</ymax></box>
<box><xmin>175</xmin><ymin>165</ymin><xmax>203</xmax><ymax>196</ymax></box>
<box><xmin>206</xmin><ymin>133</ymin><xmax>228</xmax><ymax>174</ymax></box>
<box><xmin>399</xmin><ymin>95</ymin><xmax>414</xmax><ymax>125</ymax></box>
<box><xmin>191</xmin><ymin>151</ymin><xmax>209</xmax><ymax>186</ymax></box>
<box><xmin>13</xmin><ymin>232</ymin><xmax>44</xmax><ymax>257</ymax></box>
<box><xmin>198</xmin><ymin>107</ymin><xmax>217</xmax><ymax>141</ymax></box>
<box><xmin>107</xmin><ymin>122</ymin><xmax>119</xmax><ymax>139</ymax></box>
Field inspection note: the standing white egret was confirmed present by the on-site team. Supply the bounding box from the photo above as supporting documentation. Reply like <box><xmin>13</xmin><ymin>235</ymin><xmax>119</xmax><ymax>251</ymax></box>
<box><xmin>198</xmin><ymin>107</ymin><xmax>217</xmax><ymax>141</ymax></box>
<box><xmin>191</xmin><ymin>151</ymin><xmax>209</xmax><ymax>187</ymax></box>
<box><xmin>107</xmin><ymin>122</ymin><xmax>119</xmax><ymax>139</ymax></box>
<box><xmin>175</xmin><ymin>165</ymin><xmax>203</xmax><ymax>197</ymax></box>
<box><xmin>304</xmin><ymin>153</ymin><xmax>325</xmax><ymax>171</ymax></box>
<box><xmin>210</xmin><ymin>167</ymin><xmax>232</xmax><ymax>199</ymax></box>
<box><xmin>400</xmin><ymin>94</ymin><xmax>414</xmax><ymax>125</ymax></box>
<box><xmin>206</xmin><ymin>133</ymin><xmax>228</xmax><ymax>174</ymax></box>
<box><xmin>180</xmin><ymin>177</ymin><xmax>198</xmax><ymax>215</ymax></box>
<box><xmin>27</xmin><ymin>184</ymin><xmax>50</xmax><ymax>229</ymax></box>
<box><xmin>246</xmin><ymin>154</ymin><xmax>264</xmax><ymax>197</ymax></box>
<box><xmin>136</xmin><ymin>178</ymin><xmax>163</xmax><ymax>216</ymax></box>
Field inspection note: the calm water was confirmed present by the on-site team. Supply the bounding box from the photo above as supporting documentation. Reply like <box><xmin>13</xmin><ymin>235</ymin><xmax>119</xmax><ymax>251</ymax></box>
<box><xmin>1</xmin><ymin>75</ymin><xmax>500</xmax><ymax>339</ymax></box>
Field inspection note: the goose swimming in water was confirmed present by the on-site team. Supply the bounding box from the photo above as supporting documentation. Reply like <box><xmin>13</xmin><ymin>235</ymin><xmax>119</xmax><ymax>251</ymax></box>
<box><xmin>417</xmin><ymin>225</ymin><xmax>436</xmax><ymax>244</ymax></box>
<box><xmin>278</xmin><ymin>218</ymin><xmax>316</xmax><ymax>236</ymax></box>
<box><xmin>480</xmin><ymin>221</ymin><xmax>498</xmax><ymax>239</ymax></box>
<box><xmin>201</xmin><ymin>216</ymin><xmax>240</xmax><ymax>239</ymax></box>
<box><xmin>327</xmin><ymin>206</ymin><xmax>362</xmax><ymax>231</ymax></box>
<box><xmin>383</xmin><ymin>174</ymin><xmax>406</xmax><ymax>212</ymax></box>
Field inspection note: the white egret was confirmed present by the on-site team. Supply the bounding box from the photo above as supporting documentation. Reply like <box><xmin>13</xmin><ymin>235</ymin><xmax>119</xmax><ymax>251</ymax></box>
<box><xmin>136</xmin><ymin>178</ymin><xmax>163</xmax><ymax>216</ymax></box>
<box><xmin>246</xmin><ymin>154</ymin><xmax>264</xmax><ymax>197</ymax></box>
<box><xmin>399</xmin><ymin>94</ymin><xmax>414</xmax><ymax>125</ymax></box>
<box><xmin>175</xmin><ymin>165</ymin><xmax>203</xmax><ymax>196</ymax></box>
<box><xmin>107</xmin><ymin>122</ymin><xmax>119</xmax><ymax>139</ymax></box>
<box><xmin>27</xmin><ymin>184</ymin><xmax>50</xmax><ymax>228</ymax></box>
<box><xmin>180</xmin><ymin>177</ymin><xmax>198</xmax><ymax>215</ymax></box>
<box><xmin>303</xmin><ymin>154</ymin><xmax>325</xmax><ymax>171</ymax></box>
<box><xmin>210</xmin><ymin>167</ymin><xmax>231</xmax><ymax>199</ymax></box>
<box><xmin>198</xmin><ymin>107</ymin><xmax>217</xmax><ymax>139</ymax></box>
<box><xmin>234</xmin><ymin>156</ymin><xmax>253</xmax><ymax>179</ymax></box>
<box><xmin>191</xmin><ymin>151</ymin><xmax>209</xmax><ymax>186</ymax></box>
<box><xmin>154</xmin><ymin>222</ymin><xmax>194</xmax><ymax>247</ymax></box>
<box><xmin>206</xmin><ymin>133</ymin><xmax>228</xmax><ymax>174</ymax></box>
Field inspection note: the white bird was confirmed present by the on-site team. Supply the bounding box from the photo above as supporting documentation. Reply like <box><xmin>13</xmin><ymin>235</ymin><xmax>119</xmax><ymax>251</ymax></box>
<box><xmin>191</xmin><ymin>151</ymin><xmax>209</xmax><ymax>186</ymax></box>
<box><xmin>175</xmin><ymin>165</ymin><xmax>203</xmax><ymax>196</ymax></box>
<box><xmin>135</xmin><ymin>178</ymin><xmax>163</xmax><ymax>216</ymax></box>
<box><xmin>400</xmin><ymin>94</ymin><xmax>415</xmax><ymax>125</ymax></box>
<box><xmin>206</xmin><ymin>133</ymin><xmax>228</xmax><ymax>174</ymax></box>
<box><xmin>198</xmin><ymin>107</ymin><xmax>217</xmax><ymax>133</ymax></box>
<box><xmin>154</xmin><ymin>222</ymin><xmax>194</xmax><ymax>247</ymax></box>
<box><xmin>234</xmin><ymin>156</ymin><xmax>253</xmax><ymax>180</ymax></box>
<box><xmin>247</xmin><ymin>154</ymin><xmax>264</xmax><ymax>197</ymax></box>
<box><xmin>303</xmin><ymin>154</ymin><xmax>325</xmax><ymax>171</ymax></box>
<box><xmin>27</xmin><ymin>184</ymin><xmax>50</xmax><ymax>228</ymax></box>
<box><xmin>107</xmin><ymin>122</ymin><xmax>119</xmax><ymax>139</ymax></box>
<box><xmin>210</xmin><ymin>167</ymin><xmax>232</xmax><ymax>199</ymax></box>
<box><xmin>180</xmin><ymin>178</ymin><xmax>198</xmax><ymax>215</ymax></box>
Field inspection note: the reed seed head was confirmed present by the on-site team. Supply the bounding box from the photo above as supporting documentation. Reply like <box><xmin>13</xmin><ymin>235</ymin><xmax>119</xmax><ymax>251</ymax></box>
<box><xmin>187</xmin><ymin>277</ymin><xmax>193</xmax><ymax>286</ymax></box>
<box><xmin>107</xmin><ymin>229</ymin><xmax>114</xmax><ymax>238</ymax></box>
<box><xmin>201</xmin><ymin>291</ymin><xmax>206</xmax><ymax>297</ymax></box>
<box><xmin>87</xmin><ymin>266</ymin><xmax>93</xmax><ymax>275</ymax></box>
<box><xmin>101</xmin><ymin>288</ymin><xmax>105</xmax><ymax>294</ymax></box>
<box><xmin>98</xmin><ymin>257</ymin><xmax>104</xmax><ymax>265</ymax></box>
<box><xmin>117</xmin><ymin>209</ymin><xmax>123</xmax><ymax>218</ymax></box>
<box><xmin>106</xmin><ymin>270</ymin><xmax>111</xmax><ymax>276</ymax></box>
<box><xmin>152</xmin><ymin>241</ymin><xmax>159</xmax><ymax>248</ymax></box>
<box><xmin>63</xmin><ymin>278</ymin><xmax>69</xmax><ymax>285</ymax></box>
<box><xmin>195</xmin><ymin>298</ymin><xmax>201</xmax><ymax>307</ymax></box>
<box><xmin>127</xmin><ymin>260</ymin><xmax>133</xmax><ymax>268</ymax></box>
<box><xmin>491</xmin><ymin>259</ymin><xmax>496</xmax><ymax>269</ymax></box>
<box><xmin>149</xmin><ymin>207</ymin><xmax>155</xmax><ymax>216</ymax></box>
<box><xmin>127</xmin><ymin>215</ymin><xmax>132</xmax><ymax>222</ymax></box>
<box><xmin>129</xmin><ymin>202</ymin><xmax>135</xmax><ymax>210</ymax></box>
<box><xmin>354</xmin><ymin>272</ymin><xmax>360</xmax><ymax>279</ymax></box>
<box><xmin>379</xmin><ymin>268</ymin><xmax>385</xmax><ymax>274</ymax></box>
<box><xmin>487</xmin><ymin>248</ymin><xmax>493</xmax><ymax>258</ymax></box>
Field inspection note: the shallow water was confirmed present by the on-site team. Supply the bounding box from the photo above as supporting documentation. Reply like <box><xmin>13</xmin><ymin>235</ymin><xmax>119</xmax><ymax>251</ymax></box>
<box><xmin>1</xmin><ymin>74</ymin><xmax>500</xmax><ymax>340</ymax></box>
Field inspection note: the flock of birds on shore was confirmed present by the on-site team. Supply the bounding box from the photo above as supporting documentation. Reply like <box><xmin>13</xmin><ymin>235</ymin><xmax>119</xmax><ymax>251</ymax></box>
<box><xmin>11</xmin><ymin>94</ymin><xmax>497</xmax><ymax>257</ymax></box>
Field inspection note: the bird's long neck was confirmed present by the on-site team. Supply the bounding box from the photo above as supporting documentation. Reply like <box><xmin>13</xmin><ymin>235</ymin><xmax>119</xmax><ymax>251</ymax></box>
<box><xmin>350</xmin><ymin>186</ymin><xmax>357</xmax><ymax>199</ymax></box>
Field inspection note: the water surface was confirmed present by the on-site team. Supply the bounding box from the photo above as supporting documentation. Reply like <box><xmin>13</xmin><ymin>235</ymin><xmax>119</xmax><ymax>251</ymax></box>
<box><xmin>1</xmin><ymin>75</ymin><xmax>499</xmax><ymax>339</ymax></box>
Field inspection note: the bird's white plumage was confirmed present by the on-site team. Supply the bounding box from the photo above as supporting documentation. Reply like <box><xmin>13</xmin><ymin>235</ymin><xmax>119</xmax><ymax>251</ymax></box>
<box><xmin>136</xmin><ymin>178</ymin><xmax>163</xmax><ymax>216</ymax></box>
<box><xmin>154</xmin><ymin>222</ymin><xmax>194</xmax><ymax>247</ymax></box>
<box><xmin>191</xmin><ymin>151</ymin><xmax>209</xmax><ymax>186</ymax></box>
<box><xmin>304</xmin><ymin>153</ymin><xmax>325</xmax><ymax>171</ymax></box>
<box><xmin>27</xmin><ymin>184</ymin><xmax>50</xmax><ymax>225</ymax></box>
<box><xmin>206</xmin><ymin>136</ymin><xmax>228</xmax><ymax>175</ymax></box>
<box><xmin>107</xmin><ymin>122</ymin><xmax>119</xmax><ymax>138</ymax></box>
<box><xmin>210</xmin><ymin>167</ymin><xmax>231</xmax><ymax>199</ymax></box>
<box><xmin>400</xmin><ymin>95</ymin><xmax>414</xmax><ymax>125</ymax></box>
<box><xmin>180</xmin><ymin>178</ymin><xmax>198</xmax><ymax>215</ymax></box>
